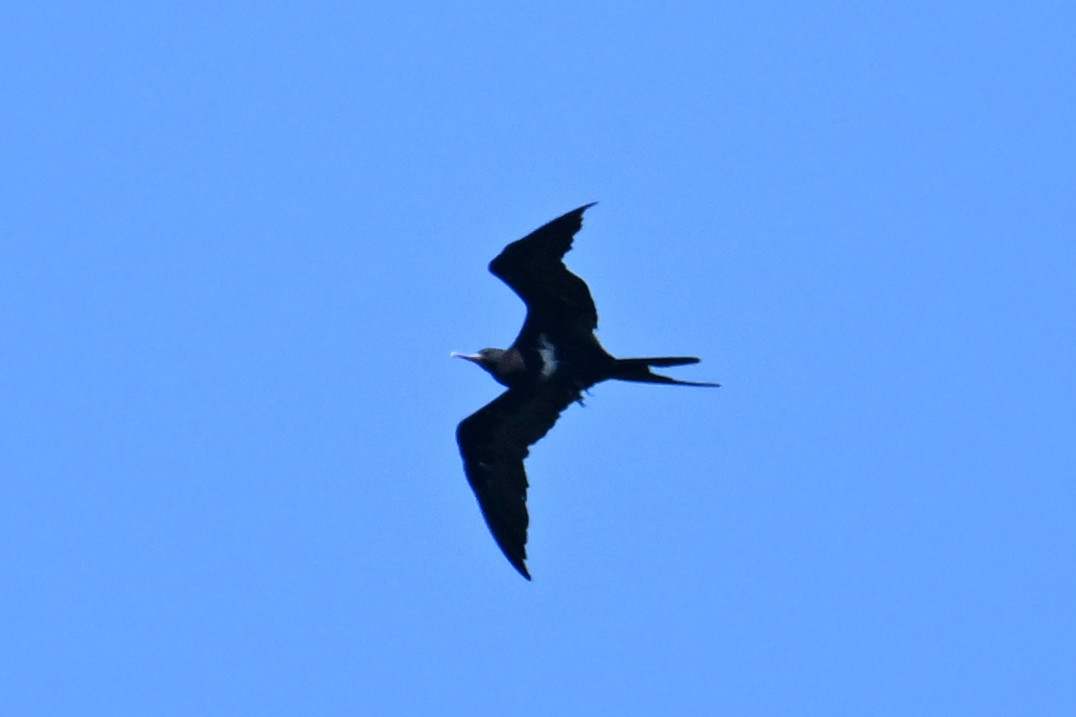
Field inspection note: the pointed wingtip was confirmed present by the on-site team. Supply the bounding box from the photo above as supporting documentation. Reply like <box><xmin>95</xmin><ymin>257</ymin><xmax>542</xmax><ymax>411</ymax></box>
<box><xmin>504</xmin><ymin>550</ymin><xmax>531</xmax><ymax>580</ymax></box>
<box><xmin>566</xmin><ymin>201</ymin><xmax>598</xmax><ymax>234</ymax></box>
<box><xmin>501</xmin><ymin>545</ymin><xmax>531</xmax><ymax>580</ymax></box>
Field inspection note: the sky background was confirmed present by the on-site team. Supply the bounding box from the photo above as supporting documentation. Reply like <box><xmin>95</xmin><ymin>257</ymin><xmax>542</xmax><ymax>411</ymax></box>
<box><xmin>3</xmin><ymin>2</ymin><xmax>1075</xmax><ymax>715</ymax></box>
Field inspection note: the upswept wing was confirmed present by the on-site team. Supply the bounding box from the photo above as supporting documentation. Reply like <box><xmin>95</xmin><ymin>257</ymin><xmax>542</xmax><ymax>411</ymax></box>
<box><xmin>489</xmin><ymin>203</ymin><xmax>599</xmax><ymax>335</ymax></box>
<box><xmin>455</xmin><ymin>381</ymin><xmax>581</xmax><ymax>579</ymax></box>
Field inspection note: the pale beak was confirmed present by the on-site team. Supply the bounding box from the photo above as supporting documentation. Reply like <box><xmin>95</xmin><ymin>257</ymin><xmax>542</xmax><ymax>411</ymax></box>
<box><xmin>450</xmin><ymin>351</ymin><xmax>482</xmax><ymax>363</ymax></box>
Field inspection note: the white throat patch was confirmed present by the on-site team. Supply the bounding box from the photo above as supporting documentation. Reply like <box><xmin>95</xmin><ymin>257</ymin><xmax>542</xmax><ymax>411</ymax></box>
<box><xmin>537</xmin><ymin>334</ymin><xmax>558</xmax><ymax>378</ymax></box>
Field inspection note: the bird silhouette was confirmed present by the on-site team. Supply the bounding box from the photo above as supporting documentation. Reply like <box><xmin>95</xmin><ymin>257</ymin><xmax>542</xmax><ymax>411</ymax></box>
<box><xmin>453</xmin><ymin>203</ymin><xmax>718</xmax><ymax>579</ymax></box>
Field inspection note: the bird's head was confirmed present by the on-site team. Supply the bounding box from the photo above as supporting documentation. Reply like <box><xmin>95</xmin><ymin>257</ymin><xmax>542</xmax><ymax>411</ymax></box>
<box><xmin>450</xmin><ymin>348</ymin><xmax>505</xmax><ymax>375</ymax></box>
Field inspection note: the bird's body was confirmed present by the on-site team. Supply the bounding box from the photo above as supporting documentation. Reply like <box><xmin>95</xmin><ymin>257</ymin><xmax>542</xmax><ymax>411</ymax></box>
<box><xmin>453</xmin><ymin>203</ymin><xmax>717</xmax><ymax>579</ymax></box>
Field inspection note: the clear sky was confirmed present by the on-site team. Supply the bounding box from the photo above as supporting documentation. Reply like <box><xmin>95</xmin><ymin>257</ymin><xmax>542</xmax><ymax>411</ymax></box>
<box><xmin>3</xmin><ymin>2</ymin><xmax>1074</xmax><ymax>715</ymax></box>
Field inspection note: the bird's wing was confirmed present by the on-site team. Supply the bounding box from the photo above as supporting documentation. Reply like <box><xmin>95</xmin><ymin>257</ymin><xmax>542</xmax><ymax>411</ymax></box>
<box><xmin>489</xmin><ymin>203</ymin><xmax>599</xmax><ymax>334</ymax></box>
<box><xmin>456</xmin><ymin>381</ymin><xmax>581</xmax><ymax>579</ymax></box>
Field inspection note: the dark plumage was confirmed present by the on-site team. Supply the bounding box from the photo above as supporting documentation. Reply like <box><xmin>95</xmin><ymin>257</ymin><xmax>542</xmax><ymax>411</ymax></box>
<box><xmin>453</xmin><ymin>203</ymin><xmax>718</xmax><ymax>579</ymax></box>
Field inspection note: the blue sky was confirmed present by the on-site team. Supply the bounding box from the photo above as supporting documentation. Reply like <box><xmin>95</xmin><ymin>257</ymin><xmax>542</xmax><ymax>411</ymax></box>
<box><xmin>3</xmin><ymin>2</ymin><xmax>1074</xmax><ymax>714</ymax></box>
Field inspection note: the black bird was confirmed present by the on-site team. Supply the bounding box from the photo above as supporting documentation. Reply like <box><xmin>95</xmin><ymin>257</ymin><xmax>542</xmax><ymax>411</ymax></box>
<box><xmin>453</xmin><ymin>203</ymin><xmax>718</xmax><ymax>579</ymax></box>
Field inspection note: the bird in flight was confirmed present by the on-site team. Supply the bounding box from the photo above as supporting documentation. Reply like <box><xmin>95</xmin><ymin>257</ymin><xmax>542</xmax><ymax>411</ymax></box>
<box><xmin>452</xmin><ymin>203</ymin><xmax>718</xmax><ymax>579</ymax></box>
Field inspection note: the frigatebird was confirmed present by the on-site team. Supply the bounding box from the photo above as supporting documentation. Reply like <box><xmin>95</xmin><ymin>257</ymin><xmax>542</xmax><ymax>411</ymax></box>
<box><xmin>453</xmin><ymin>203</ymin><xmax>718</xmax><ymax>579</ymax></box>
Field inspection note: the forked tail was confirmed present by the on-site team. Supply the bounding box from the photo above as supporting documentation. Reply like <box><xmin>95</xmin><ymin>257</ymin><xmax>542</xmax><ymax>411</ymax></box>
<box><xmin>611</xmin><ymin>356</ymin><xmax>720</xmax><ymax>387</ymax></box>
